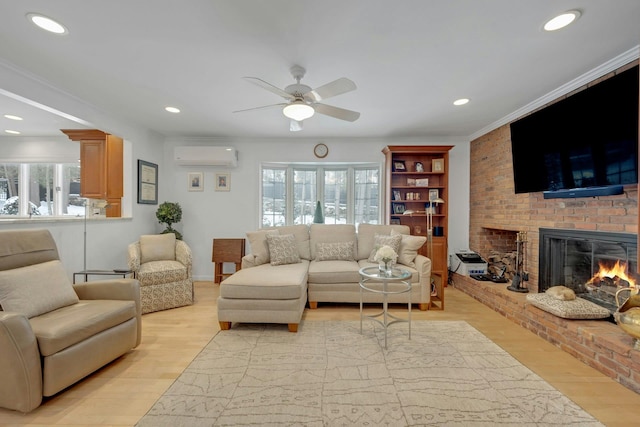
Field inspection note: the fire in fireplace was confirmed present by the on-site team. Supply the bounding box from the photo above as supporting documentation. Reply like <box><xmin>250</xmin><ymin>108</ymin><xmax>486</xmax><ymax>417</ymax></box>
<box><xmin>585</xmin><ymin>260</ymin><xmax>637</xmax><ymax>312</ymax></box>
<box><xmin>539</xmin><ymin>228</ymin><xmax>638</xmax><ymax>314</ymax></box>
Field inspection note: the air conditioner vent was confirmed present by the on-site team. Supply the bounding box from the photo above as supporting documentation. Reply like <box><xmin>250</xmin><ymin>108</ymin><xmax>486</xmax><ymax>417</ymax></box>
<box><xmin>174</xmin><ymin>146</ymin><xmax>237</xmax><ymax>167</ymax></box>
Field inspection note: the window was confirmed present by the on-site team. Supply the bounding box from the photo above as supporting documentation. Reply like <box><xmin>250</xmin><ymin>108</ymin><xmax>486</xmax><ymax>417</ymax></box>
<box><xmin>262</xmin><ymin>167</ymin><xmax>286</xmax><ymax>227</ymax></box>
<box><xmin>293</xmin><ymin>169</ymin><xmax>317</xmax><ymax>225</ymax></box>
<box><xmin>261</xmin><ymin>164</ymin><xmax>380</xmax><ymax>227</ymax></box>
<box><xmin>323</xmin><ymin>169</ymin><xmax>347</xmax><ymax>224</ymax></box>
<box><xmin>0</xmin><ymin>162</ymin><xmax>82</xmax><ymax>217</ymax></box>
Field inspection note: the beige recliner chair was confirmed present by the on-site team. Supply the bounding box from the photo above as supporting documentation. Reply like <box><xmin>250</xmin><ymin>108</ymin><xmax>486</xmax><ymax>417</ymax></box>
<box><xmin>0</xmin><ymin>228</ymin><xmax>141</xmax><ymax>413</ymax></box>
<box><xmin>127</xmin><ymin>233</ymin><xmax>194</xmax><ymax>314</ymax></box>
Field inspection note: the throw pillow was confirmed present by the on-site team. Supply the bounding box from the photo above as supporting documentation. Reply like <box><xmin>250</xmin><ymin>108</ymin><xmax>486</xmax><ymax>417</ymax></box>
<box><xmin>316</xmin><ymin>242</ymin><xmax>355</xmax><ymax>261</ymax></box>
<box><xmin>391</xmin><ymin>229</ymin><xmax>426</xmax><ymax>268</ymax></box>
<box><xmin>140</xmin><ymin>233</ymin><xmax>176</xmax><ymax>264</ymax></box>
<box><xmin>277</xmin><ymin>225</ymin><xmax>311</xmax><ymax>260</ymax></box>
<box><xmin>0</xmin><ymin>260</ymin><xmax>79</xmax><ymax>318</ymax></box>
<box><xmin>526</xmin><ymin>293</ymin><xmax>610</xmax><ymax>319</ymax></box>
<box><xmin>246</xmin><ymin>229</ymin><xmax>279</xmax><ymax>265</ymax></box>
<box><xmin>367</xmin><ymin>234</ymin><xmax>402</xmax><ymax>262</ymax></box>
<box><xmin>266</xmin><ymin>234</ymin><xmax>301</xmax><ymax>266</ymax></box>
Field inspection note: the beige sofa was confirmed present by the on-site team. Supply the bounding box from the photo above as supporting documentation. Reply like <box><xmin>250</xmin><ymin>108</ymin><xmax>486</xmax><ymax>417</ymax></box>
<box><xmin>0</xmin><ymin>229</ymin><xmax>141</xmax><ymax>413</ymax></box>
<box><xmin>217</xmin><ymin>223</ymin><xmax>431</xmax><ymax>332</ymax></box>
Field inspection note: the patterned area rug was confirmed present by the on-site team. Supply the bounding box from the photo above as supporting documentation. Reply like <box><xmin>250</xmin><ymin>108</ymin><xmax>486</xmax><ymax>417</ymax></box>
<box><xmin>136</xmin><ymin>320</ymin><xmax>603</xmax><ymax>426</ymax></box>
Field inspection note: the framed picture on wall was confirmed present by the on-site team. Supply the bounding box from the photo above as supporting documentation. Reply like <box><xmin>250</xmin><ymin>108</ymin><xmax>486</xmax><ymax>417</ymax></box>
<box><xmin>137</xmin><ymin>160</ymin><xmax>158</xmax><ymax>204</ymax></box>
<box><xmin>215</xmin><ymin>173</ymin><xmax>230</xmax><ymax>192</ymax></box>
<box><xmin>188</xmin><ymin>172</ymin><xmax>204</xmax><ymax>192</ymax></box>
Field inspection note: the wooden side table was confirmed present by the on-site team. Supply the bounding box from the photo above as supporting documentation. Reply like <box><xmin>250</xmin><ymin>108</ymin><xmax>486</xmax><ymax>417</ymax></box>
<box><xmin>212</xmin><ymin>238</ymin><xmax>245</xmax><ymax>284</ymax></box>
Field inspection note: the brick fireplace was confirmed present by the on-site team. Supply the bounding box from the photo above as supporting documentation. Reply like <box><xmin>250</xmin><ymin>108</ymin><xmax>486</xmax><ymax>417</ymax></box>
<box><xmin>465</xmin><ymin>59</ymin><xmax>639</xmax><ymax>394</ymax></box>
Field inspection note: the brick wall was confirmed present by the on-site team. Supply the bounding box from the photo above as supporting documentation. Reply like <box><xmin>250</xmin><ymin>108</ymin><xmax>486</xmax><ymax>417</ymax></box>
<box><xmin>453</xmin><ymin>274</ymin><xmax>640</xmax><ymax>394</ymax></box>
<box><xmin>469</xmin><ymin>60</ymin><xmax>639</xmax><ymax>293</ymax></box>
<box><xmin>459</xmin><ymin>60</ymin><xmax>640</xmax><ymax>395</ymax></box>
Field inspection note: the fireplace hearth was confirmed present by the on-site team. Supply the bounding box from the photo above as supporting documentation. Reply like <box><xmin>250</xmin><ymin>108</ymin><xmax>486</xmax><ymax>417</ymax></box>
<box><xmin>539</xmin><ymin>228</ymin><xmax>637</xmax><ymax>314</ymax></box>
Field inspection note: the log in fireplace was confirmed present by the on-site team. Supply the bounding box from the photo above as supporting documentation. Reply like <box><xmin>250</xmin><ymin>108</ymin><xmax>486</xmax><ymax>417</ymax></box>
<box><xmin>538</xmin><ymin>228</ymin><xmax>637</xmax><ymax>314</ymax></box>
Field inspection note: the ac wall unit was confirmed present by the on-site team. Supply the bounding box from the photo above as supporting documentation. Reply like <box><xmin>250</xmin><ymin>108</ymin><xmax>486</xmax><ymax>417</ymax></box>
<box><xmin>174</xmin><ymin>146</ymin><xmax>238</xmax><ymax>167</ymax></box>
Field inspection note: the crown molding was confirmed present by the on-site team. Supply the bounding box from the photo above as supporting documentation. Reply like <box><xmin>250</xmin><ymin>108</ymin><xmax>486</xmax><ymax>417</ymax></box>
<box><xmin>469</xmin><ymin>45</ymin><xmax>640</xmax><ymax>141</ymax></box>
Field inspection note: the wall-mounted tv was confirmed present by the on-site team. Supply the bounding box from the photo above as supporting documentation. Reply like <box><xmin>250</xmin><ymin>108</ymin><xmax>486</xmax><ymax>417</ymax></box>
<box><xmin>510</xmin><ymin>65</ymin><xmax>638</xmax><ymax>198</ymax></box>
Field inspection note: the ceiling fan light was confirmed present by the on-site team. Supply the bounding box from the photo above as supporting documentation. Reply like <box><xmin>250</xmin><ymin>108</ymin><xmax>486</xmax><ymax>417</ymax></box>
<box><xmin>283</xmin><ymin>101</ymin><xmax>314</xmax><ymax>121</ymax></box>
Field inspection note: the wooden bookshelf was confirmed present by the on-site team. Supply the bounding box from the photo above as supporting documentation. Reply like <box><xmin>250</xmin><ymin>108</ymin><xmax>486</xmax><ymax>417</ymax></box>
<box><xmin>383</xmin><ymin>145</ymin><xmax>452</xmax><ymax>309</ymax></box>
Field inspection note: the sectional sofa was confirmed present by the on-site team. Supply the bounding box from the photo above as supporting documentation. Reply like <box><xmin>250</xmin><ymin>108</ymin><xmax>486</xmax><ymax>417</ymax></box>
<box><xmin>217</xmin><ymin>223</ymin><xmax>431</xmax><ymax>332</ymax></box>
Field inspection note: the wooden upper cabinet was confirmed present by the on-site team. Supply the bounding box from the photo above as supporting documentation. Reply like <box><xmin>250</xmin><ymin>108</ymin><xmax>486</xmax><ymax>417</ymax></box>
<box><xmin>61</xmin><ymin>129</ymin><xmax>123</xmax><ymax>217</ymax></box>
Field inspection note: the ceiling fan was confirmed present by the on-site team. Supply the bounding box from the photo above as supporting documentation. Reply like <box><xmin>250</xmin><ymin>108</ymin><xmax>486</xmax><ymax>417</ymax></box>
<box><xmin>234</xmin><ymin>65</ymin><xmax>360</xmax><ymax>131</ymax></box>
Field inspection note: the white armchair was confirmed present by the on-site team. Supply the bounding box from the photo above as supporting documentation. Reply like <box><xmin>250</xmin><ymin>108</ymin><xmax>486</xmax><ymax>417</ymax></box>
<box><xmin>127</xmin><ymin>233</ymin><xmax>193</xmax><ymax>314</ymax></box>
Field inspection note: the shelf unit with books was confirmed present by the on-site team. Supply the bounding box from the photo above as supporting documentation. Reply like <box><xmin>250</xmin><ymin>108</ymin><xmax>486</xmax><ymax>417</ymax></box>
<box><xmin>383</xmin><ymin>145</ymin><xmax>452</xmax><ymax>310</ymax></box>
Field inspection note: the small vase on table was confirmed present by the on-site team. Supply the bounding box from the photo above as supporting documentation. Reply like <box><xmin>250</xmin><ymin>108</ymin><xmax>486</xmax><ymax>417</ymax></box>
<box><xmin>379</xmin><ymin>259</ymin><xmax>394</xmax><ymax>277</ymax></box>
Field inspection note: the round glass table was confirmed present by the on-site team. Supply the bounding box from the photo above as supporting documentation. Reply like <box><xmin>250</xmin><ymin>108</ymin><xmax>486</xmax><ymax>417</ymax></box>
<box><xmin>359</xmin><ymin>266</ymin><xmax>412</xmax><ymax>349</ymax></box>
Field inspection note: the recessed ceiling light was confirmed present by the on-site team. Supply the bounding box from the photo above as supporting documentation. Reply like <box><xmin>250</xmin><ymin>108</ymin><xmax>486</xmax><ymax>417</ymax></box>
<box><xmin>453</xmin><ymin>98</ymin><xmax>470</xmax><ymax>106</ymax></box>
<box><xmin>26</xmin><ymin>13</ymin><xmax>68</xmax><ymax>35</ymax></box>
<box><xmin>5</xmin><ymin>130</ymin><xmax>21</xmax><ymax>135</ymax></box>
<box><xmin>3</xmin><ymin>114</ymin><xmax>23</xmax><ymax>121</ymax></box>
<box><xmin>544</xmin><ymin>10</ymin><xmax>581</xmax><ymax>31</ymax></box>
<box><xmin>165</xmin><ymin>106</ymin><xmax>181</xmax><ymax>113</ymax></box>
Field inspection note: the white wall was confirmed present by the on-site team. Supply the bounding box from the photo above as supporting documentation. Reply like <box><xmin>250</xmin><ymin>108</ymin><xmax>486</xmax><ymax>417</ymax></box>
<box><xmin>163</xmin><ymin>137</ymin><xmax>471</xmax><ymax>280</ymax></box>
<box><xmin>0</xmin><ymin>136</ymin><xmax>79</xmax><ymax>162</ymax></box>
<box><xmin>0</xmin><ymin>133</ymin><xmax>165</xmax><ymax>276</ymax></box>
<box><xmin>0</xmin><ymin>134</ymin><xmax>471</xmax><ymax>281</ymax></box>
<box><xmin>0</xmin><ymin>59</ymin><xmax>170</xmax><ymax>277</ymax></box>
<box><xmin>0</xmin><ymin>59</ymin><xmax>471</xmax><ymax>281</ymax></box>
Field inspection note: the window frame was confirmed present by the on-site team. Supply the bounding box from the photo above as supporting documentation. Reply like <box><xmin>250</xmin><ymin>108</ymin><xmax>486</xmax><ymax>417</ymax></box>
<box><xmin>0</xmin><ymin>162</ymin><xmax>83</xmax><ymax>219</ymax></box>
<box><xmin>260</xmin><ymin>162</ymin><xmax>381</xmax><ymax>228</ymax></box>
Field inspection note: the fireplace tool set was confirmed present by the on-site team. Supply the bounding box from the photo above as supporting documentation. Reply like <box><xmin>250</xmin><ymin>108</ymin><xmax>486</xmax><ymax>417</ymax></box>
<box><xmin>507</xmin><ymin>231</ymin><xmax>529</xmax><ymax>293</ymax></box>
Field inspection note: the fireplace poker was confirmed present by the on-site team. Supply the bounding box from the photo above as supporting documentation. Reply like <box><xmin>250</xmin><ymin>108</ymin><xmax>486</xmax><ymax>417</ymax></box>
<box><xmin>508</xmin><ymin>231</ymin><xmax>529</xmax><ymax>293</ymax></box>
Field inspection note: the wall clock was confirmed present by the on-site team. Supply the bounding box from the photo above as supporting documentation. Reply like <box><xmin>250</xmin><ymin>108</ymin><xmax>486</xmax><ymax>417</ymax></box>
<box><xmin>314</xmin><ymin>143</ymin><xmax>329</xmax><ymax>158</ymax></box>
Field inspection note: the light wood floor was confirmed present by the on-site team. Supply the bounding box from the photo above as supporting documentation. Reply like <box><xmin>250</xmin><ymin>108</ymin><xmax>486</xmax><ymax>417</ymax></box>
<box><xmin>1</xmin><ymin>281</ymin><xmax>639</xmax><ymax>426</ymax></box>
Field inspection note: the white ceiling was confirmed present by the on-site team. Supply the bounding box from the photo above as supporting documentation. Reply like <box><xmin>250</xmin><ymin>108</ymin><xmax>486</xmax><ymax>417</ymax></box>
<box><xmin>0</xmin><ymin>0</ymin><xmax>639</xmax><ymax>140</ymax></box>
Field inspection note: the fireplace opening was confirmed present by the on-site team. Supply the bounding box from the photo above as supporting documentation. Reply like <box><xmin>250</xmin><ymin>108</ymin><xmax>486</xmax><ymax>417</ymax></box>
<box><xmin>539</xmin><ymin>228</ymin><xmax>638</xmax><ymax>314</ymax></box>
<box><xmin>478</xmin><ymin>228</ymin><xmax>519</xmax><ymax>279</ymax></box>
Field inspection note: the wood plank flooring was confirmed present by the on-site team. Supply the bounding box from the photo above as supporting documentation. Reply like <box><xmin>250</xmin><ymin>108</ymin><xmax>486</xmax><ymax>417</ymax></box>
<box><xmin>1</xmin><ymin>281</ymin><xmax>638</xmax><ymax>426</ymax></box>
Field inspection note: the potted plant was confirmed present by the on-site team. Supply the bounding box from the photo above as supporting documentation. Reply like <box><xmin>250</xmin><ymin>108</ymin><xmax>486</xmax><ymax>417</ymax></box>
<box><xmin>155</xmin><ymin>201</ymin><xmax>183</xmax><ymax>240</ymax></box>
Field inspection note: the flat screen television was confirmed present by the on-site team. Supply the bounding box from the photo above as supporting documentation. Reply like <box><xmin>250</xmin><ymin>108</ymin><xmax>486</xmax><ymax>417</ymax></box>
<box><xmin>510</xmin><ymin>65</ymin><xmax>638</xmax><ymax>198</ymax></box>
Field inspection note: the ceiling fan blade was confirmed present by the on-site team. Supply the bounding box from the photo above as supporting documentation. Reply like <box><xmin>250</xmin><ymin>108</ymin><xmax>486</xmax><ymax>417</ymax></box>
<box><xmin>289</xmin><ymin>120</ymin><xmax>303</xmax><ymax>132</ymax></box>
<box><xmin>314</xmin><ymin>103</ymin><xmax>360</xmax><ymax>122</ymax></box>
<box><xmin>243</xmin><ymin>77</ymin><xmax>295</xmax><ymax>100</ymax></box>
<box><xmin>307</xmin><ymin>78</ymin><xmax>356</xmax><ymax>102</ymax></box>
<box><xmin>232</xmin><ymin>103</ymin><xmax>287</xmax><ymax>113</ymax></box>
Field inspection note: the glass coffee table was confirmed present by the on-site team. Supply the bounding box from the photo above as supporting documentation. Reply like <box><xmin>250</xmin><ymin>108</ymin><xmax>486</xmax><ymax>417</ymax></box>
<box><xmin>359</xmin><ymin>266</ymin><xmax>412</xmax><ymax>349</ymax></box>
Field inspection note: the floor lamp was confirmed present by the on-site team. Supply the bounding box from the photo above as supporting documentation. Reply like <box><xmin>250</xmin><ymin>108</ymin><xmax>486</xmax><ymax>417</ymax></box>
<box><xmin>426</xmin><ymin>197</ymin><xmax>445</xmax><ymax>296</ymax></box>
<box><xmin>83</xmin><ymin>198</ymin><xmax>108</xmax><ymax>271</ymax></box>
